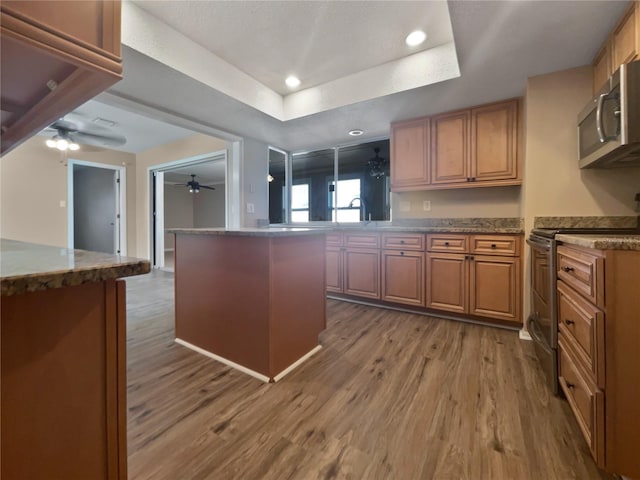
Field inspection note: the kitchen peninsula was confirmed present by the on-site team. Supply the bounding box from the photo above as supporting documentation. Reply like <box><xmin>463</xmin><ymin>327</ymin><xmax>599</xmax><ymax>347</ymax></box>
<box><xmin>171</xmin><ymin>228</ymin><xmax>326</xmax><ymax>382</ymax></box>
<box><xmin>1</xmin><ymin>239</ymin><xmax>149</xmax><ymax>480</ymax></box>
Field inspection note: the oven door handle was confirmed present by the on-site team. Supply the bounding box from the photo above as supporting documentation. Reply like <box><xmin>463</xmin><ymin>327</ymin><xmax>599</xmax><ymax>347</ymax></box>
<box><xmin>527</xmin><ymin>316</ymin><xmax>552</xmax><ymax>353</ymax></box>
<box><xmin>526</xmin><ymin>237</ymin><xmax>551</xmax><ymax>251</ymax></box>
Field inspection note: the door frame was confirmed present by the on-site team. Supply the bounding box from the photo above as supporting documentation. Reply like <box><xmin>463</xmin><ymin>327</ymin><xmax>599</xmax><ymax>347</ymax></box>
<box><xmin>67</xmin><ymin>159</ymin><xmax>127</xmax><ymax>255</ymax></box>
<box><xmin>148</xmin><ymin>149</ymin><xmax>227</xmax><ymax>269</ymax></box>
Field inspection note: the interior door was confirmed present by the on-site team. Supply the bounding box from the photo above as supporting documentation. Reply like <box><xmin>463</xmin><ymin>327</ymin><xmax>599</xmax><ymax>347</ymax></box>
<box><xmin>152</xmin><ymin>171</ymin><xmax>165</xmax><ymax>268</ymax></box>
<box><xmin>73</xmin><ymin>165</ymin><xmax>118</xmax><ymax>254</ymax></box>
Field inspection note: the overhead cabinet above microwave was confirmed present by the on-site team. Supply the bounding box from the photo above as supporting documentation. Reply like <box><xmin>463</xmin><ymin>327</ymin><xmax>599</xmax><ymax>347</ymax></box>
<box><xmin>578</xmin><ymin>60</ymin><xmax>640</xmax><ymax>169</ymax></box>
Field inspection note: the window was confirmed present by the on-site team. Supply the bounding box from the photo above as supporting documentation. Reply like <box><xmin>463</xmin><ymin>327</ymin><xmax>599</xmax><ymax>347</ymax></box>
<box><xmin>291</xmin><ymin>183</ymin><xmax>310</xmax><ymax>222</ymax></box>
<box><xmin>330</xmin><ymin>178</ymin><xmax>362</xmax><ymax>222</ymax></box>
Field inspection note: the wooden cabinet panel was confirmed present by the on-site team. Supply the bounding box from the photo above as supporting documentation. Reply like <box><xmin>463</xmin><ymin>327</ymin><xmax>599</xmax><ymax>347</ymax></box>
<box><xmin>426</xmin><ymin>253</ymin><xmax>467</xmax><ymax>313</ymax></box>
<box><xmin>382</xmin><ymin>250</ymin><xmax>424</xmax><ymax>306</ymax></box>
<box><xmin>431</xmin><ymin>111</ymin><xmax>470</xmax><ymax>184</ymax></box>
<box><xmin>1</xmin><ymin>279</ymin><xmax>127</xmax><ymax>479</ymax></box>
<box><xmin>326</xmin><ymin>232</ymin><xmax>343</xmax><ymax>247</ymax></box>
<box><xmin>471</xmin><ymin>235</ymin><xmax>520</xmax><ymax>256</ymax></box>
<box><xmin>343</xmin><ymin>248</ymin><xmax>380</xmax><ymax>299</ymax></box>
<box><xmin>593</xmin><ymin>43</ymin><xmax>612</xmax><ymax>95</ymax></box>
<box><xmin>559</xmin><ymin>336</ymin><xmax>605</xmax><ymax>466</ymax></box>
<box><xmin>390</xmin><ymin>118</ymin><xmax>429</xmax><ymax>190</ymax></box>
<box><xmin>326</xmin><ymin>247</ymin><xmax>343</xmax><ymax>293</ymax></box>
<box><xmin>557</xmin><ymin>245</ymin><xmax>604</xmax><ymax>308</ymax></box>
<box><xmin>469</xmin><ymin>255</ymin><xmax>520</xmax><ymax>323</ymax></box>
<box><xmin>381</xmin><ymin>233</ymin><xmax>425</xmax><ymax>251</ymax></box>
<box><xmin>344</xmin><ymin>232</ymin><xmax>380</xmax><ymax>249</ymax></box>
<box><xmin>557</xmin><ymin>280</ymin><xmax>605</xmax><ymax>388</ymax></box>
<box><xmin>612</xmin><ymin>2</ymin><xmax>639</xmax><ymax>67</ymax></box>
<box><xmin>471</xmin><ymin>100</ymin><xmax>518</xmax><ymax>182</ymax></box>
<box><xmin>426</xmin><ymin>234</ymin><xmax>469</xmax><ymax>253</ymax></box>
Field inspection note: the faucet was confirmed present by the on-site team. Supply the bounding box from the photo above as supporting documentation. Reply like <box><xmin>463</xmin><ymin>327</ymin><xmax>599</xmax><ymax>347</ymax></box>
<box><xmin>348</xmin><ymin>197</ymin><xmax>369</xmax><ymax>222</ymax></box>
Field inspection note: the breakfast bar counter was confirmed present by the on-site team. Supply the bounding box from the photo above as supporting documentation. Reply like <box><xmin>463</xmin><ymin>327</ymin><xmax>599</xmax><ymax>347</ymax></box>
<box><xmin>170</xmin><ymin>228</ymin><xmax>327</xmax><ymax>382</ymax></box>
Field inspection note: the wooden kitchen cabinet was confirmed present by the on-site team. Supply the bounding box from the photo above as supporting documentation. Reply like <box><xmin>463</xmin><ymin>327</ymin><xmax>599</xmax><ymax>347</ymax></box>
<box><xmin>343</xmin><ymin>248</ymin><xmax>381</xmax><ymax>299</ymax></box>
<box><xmin>326</xmin><ymin>246</ymin><xmax>343</xmax><ymax>293</ymax></box>
<box><xmin>390</xmin><ymin>118</ymin><xmax>430</xmax><ymax>190</ymax></box>
<box><xmin>426</xmin><ymin>233</ymin><xmax>522</xmax><ymax>325</ymax></box>
<box><xmin>556</xmin><ymin>243</ymin><xmax>640</xmax><ymax>478</ymax></box>
<box><xmin>469</xmin><ymin>255</ymin><xmax>520</xmax><ymax>322</ymax></box>
<box><xmin>0</xmin><ymin>0</ymin><xmax>122</xmax><ymax>155</ymax></box>
<box><xmin>431</xmin><ymin>110</ymin><xmax>470</xmax><ymax>185</ymax></box>
<box><xmin>391</xmin><ymin>98</ymin><xmax>521</xmax><ymax>191</ymax></box>
<box><xmin>425</xmin><ymin>252</ymin><xmax>467</xmax><ymax>313</ymax></box>
<box><xmin>592</xmin><ymin>1</ymin><xmax>639</xmax><ymax>94</ymax></box>
<box><xmin>381</xmin><ymin>233</ymin><xmax>425</xmax><ymax>307</ymax></box>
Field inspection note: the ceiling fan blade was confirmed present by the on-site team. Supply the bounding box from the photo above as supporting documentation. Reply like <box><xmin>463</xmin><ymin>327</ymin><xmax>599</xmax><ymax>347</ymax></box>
<box><xmin>70</xmin><ymin>130</ymin><xmax>127</xmax><ymax>148</ymax></box>
<box><xmin>50</xmin><ymin>119</ymin><xmax>79</xmax><ymax>132</ymax></box>
<box><xmin>201</xmin><ymin>185</ymin><xmax>216</xmax><ymax>190</ymax></box>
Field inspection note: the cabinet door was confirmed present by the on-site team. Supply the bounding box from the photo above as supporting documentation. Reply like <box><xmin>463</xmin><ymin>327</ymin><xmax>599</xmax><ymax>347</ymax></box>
<box><xmin>390</xmin><ymin>118</ymin><xmax>429</xmax><ymax>189</ymax></box>
<box><xmin>431</xmin><ymin>110</ymin><xmax>470</xmax><ymax>185</ymax></box>
<box><xmin>381</xmin><ymin>250</ymin><xmax>424</xmax><ymax>307</ymax></box>
<box><xmin>471</xmin><ymin>100</ymin><xmax>518</xmax><ymax>182</ymax></box>
<box><xmin>425</xmin><ymin>253</ymin><xmax>467</xmax><ymax>313</ymax></box>
<box><xmin>612</xmin><ymin>2</ymin><xmax>639</xmax><ymax>67</ymax></box>
<box><xmin>326</xmin><ymin>247</ymin><xmax>343</xmax><ymax>293</ymax></box>
<box><xmin>469</xmin><ymin>255</ymin><xmax>520</xmax><ymax>323</ymax></box>
<box><xmin>343</xmin><ymin>248</ymin><xmax>380</xmax><ymax>299</ymax></box>
<box><xmin>593</xmin><ymin>43</ymin><xmax>612</xmax><ymax>95</ymax></box>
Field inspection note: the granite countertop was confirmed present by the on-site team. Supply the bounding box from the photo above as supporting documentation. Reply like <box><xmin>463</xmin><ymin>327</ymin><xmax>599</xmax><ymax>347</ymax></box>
<box><xmin>1</xmin><ymin>239</ymin><xmax>150</xmax><ymax>296</ymax></box>
<box><xmin>556</xmin><ymin>234</ymin><xmax>640</xmax><ymax>251</ymax></box>
<box><xmin>534</xmin><ymin>215</ymin><xmax>639</xmax><ymax>229</ymax></box>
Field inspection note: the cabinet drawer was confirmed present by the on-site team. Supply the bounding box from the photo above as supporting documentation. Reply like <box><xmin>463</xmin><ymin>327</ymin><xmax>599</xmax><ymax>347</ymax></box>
<box><xmin>558</xmin><ymin>336</ymin><xmax>605</xmax><ymax>466</ymax></box>
<box><xmin>557</xmin><ymin>245</ymin><xmax>604</xmax><ymax>308</ymax></box>
<box><xmin>382</xmin><ymin>233</ymin><xmax>425</xmax><ymax>251</ymax></box>
<box><xmin>470</xmin><ymin>235</ymin><xmax>520</xmax><ymax>256</ymax></box>
<box><xmin>326</xmin><ymin>233</ymin><xmax>343</xmax><ymax>247</ymax></box>
<box><xmin>426</xmin><ymin>234</ymin><xmax>468</xmax><ymax>253</ymax></box>
<box><xmin>558</xmin><ymin>281</ymin><xmax>605</xmax><ymax>388</ymax></box>
<box><xmin>344</xmin><ymin>232</ymin><xmax>380</xmax><ymax>249</ymax></box>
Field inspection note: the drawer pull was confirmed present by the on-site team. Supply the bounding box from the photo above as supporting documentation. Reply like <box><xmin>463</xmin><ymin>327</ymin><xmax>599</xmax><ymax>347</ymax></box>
<box><xmin>561</xmin><ymin>266</ymin><xmax>575</xmax><ymax>272</ymax></box>
<box><xmin>491</xmin><ymin>244</ymin><xmax>497</xmax><ymax>248</ymax></box>
<box><xmin>564</xmin><ymin>319</ymin><xmax>575</xmax><ymax>326</ymax></box>
<box><xmin>566</xmin><ymin>381</ymin><xmax>575</xmax><ymax>389</ymax></box>
<box><xmin>444</xmin><ymin>242</ymin><xmax>450</xmax><ymax>246</ymax></box>
<box><xmin>400</xmin><ymin>240</ymin><xmax>405</xmax><ymax>244</ymax></box>
<box><xmin>400</xmin><ymin>251</ymin><xmax>405</xmax><ymax>256</ymax></box>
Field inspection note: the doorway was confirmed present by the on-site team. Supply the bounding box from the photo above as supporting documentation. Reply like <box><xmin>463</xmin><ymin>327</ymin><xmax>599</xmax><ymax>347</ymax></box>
<box><xmin>67</xmin><ymin>160</ymin><xmax>126</xmax><ymax>254</ymax></box>
<box><xmin>150</xmin><ymin>151</ymin><xmax>227</xmax><ymax>270</ymax></box>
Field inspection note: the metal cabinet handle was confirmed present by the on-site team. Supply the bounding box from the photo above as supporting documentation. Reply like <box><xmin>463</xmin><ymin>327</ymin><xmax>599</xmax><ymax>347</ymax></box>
<box><xmin>566</xmin><ymin>381</ymin><xmax>575</xmax><ymax>389</ymax></box>
<box><xmin>564</xmin><ymin>319</ymin><xmax>575</xmax><ymax>326</ymax></box>
<box><xmin>490</xmin><ymin>244</ymin><xmax>497</xmax><ymax>248</ymax></box>
<box><xmin>444</xmin><ymin>242</ymin><xmax>450</xmax><ymax>246</ymax></box>
<box><xmin>400</xmin><ymin>240</ymin><xmax>405</xmax><ymax>244</ymax></box>
<box><xmin>400</xmin><ymin>251</ymin><xmax>405</xmax><ymax>256</ymax></box>
<box><xmin>561</xmin><ymin>266</ymin><xmax>575</xmax><ymax>272</ymax></box>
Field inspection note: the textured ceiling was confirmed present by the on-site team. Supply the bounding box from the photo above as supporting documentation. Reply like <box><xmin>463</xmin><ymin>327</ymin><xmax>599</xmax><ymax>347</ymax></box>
<box><xmin>94</xmin><ymin>0</ymin><xmax>629</xmax><ymax>153</ymax></box>
<box><xmin>132</xmin><ymin>0</ymin><xmax>454</xmax><ymax>95</ymax></box>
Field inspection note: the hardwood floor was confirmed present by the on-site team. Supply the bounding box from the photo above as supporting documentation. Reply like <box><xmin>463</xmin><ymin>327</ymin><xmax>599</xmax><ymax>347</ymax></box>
<box><xmin>125</xmin><ymin>270</ymin><xmax>611</xmax><ymax>480</ymax></box>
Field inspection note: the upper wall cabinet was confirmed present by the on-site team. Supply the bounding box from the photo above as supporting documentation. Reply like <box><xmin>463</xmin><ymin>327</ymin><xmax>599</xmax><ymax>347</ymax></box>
<box><xmin>391</xmin><ymin>98</ymin><xmax>521</xmax><ymax>192</ymax></box>
<box><xmin>593</xmin><ymin>1</ymin><xmax>639</xmax><ymax>94</ymax></box>
<box><xmin>390</xmin><ymin>118</ymin><xmax>430</xmax><ymax>189</ymax></box>
<box><xmin>0</xmin><ymin>0</ymin><xmax>122</xmax><ymax>155</ymax></box>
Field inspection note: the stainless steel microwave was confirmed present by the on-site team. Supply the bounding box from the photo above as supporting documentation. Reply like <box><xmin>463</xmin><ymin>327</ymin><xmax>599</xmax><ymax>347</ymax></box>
<box><xmin>578</xmin><ymin>60</ymin><xmax>640</xmax><ymax>168</ymax></box>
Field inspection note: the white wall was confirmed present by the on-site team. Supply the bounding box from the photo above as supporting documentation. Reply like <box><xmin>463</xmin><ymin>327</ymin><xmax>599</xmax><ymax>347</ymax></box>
<box><xmin>0</xmin><ymin>136</ymin><xmax>136</xmax><ymax>250</ymax></box>
<box><xmin>163</xmin><ymin>184</ymin><xmax>194</xmax><ymax>249</ymax></box>
<box><xmin>194</xmin><ymin>184</ymin><xmax>226</xmax><ymax>227</ymax></box>
<box><xmin>241</xmin><ymin>137</ymin><xmax>270</xmax><ymax>227</ymax></box>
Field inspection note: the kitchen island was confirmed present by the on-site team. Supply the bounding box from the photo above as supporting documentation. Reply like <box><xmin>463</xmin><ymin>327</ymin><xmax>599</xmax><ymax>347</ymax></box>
<box><xmin>171</xmin><ymin>228</ymin><xmax>326</xmax><ymax>382</ymax></box>
<box><xmin>1</xmin><ymin>239</ymin><xmax>149</xmax><ymax>480</ymax></box>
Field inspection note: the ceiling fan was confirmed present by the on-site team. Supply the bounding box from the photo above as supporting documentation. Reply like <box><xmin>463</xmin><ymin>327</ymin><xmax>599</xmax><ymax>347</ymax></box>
<box><xmin>42</xmin><ymin>114</ymin><xmax>127</xmax><ymax>151</ymax></box>
<box><xmin>182</xmin><ymin>174</ymin><xmax>215</xmax><ymax>193</ymax></box>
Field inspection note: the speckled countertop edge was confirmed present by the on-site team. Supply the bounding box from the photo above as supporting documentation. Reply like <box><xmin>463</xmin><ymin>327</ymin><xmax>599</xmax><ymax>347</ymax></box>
<box><xmin>555</xmin><ymin>234</ymin><xmax>640</xmax><ymax>251</ymax></box>
<box><xmin>168</xmin><ymin>227</ymin><xmax>327</xmax><ymax>237</ymax></box>
<box><xmin>534</xmin><ymin>216</ymin><xmax>639</xmax><ymax>229</ymax></box>
<box><xmin>1</xmin><ymin>239</ymin><xmax>150</xmax><ymax>296</ymax></box>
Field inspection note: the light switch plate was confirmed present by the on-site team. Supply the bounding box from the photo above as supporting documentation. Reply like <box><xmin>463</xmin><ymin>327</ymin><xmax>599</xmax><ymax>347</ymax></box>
<box><xmin>423</xmin><ymin>201</ymin><xmax>431</xmax><ymax>211</ymax></box>
<box><xmin>399</xmin><ymin>201</ymin><xmax>410</xmax><ymax>212</ymax></box>
<box><xmin>59</xmin><ymin>200</ymin><xmax>66</xmax><ymax>208</ymax></box>
<box><xmin>246</xmin><ymin>203</ymin><xmax>255</xmax><ymax>214</ymax></box>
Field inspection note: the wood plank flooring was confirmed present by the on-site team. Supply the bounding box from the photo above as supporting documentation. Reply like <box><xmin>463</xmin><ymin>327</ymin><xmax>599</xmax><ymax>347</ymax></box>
<box><xmin>125</xmin><ymin>270</ymin><xmax>612</xmax><ymax>480</ymax></box>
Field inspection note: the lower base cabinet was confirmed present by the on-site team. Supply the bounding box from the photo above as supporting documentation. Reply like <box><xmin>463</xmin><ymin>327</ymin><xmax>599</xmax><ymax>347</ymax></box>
<box><xmin>425</xmin><ymin>252</ymin><xmax>467</xmax><ymax>313</ymax></box>
<box><xmin>470</xmin><ymin>255</ymin><xmax>520</xmax><ymax>322</ymax></box>
<box><xmin>343</xmin><ymin>248</ymin><xmax>380</xmax><ymax>299</ymax></box>
<box><xmin>381</xmin><ymin>250</ymin><xmax>425</xmax><ymax>306</ymax></box>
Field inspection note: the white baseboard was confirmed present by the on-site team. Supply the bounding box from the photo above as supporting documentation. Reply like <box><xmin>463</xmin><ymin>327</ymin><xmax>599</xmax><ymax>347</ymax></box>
<box><xmin>519</xmin><ymin>328</ymin><xmax>532</xmax><ymax>341</ymax></box>
<box><xmin>174</xmin><ymin>338</ymin><xmax>322</xmax><ymax>383</ymax></box>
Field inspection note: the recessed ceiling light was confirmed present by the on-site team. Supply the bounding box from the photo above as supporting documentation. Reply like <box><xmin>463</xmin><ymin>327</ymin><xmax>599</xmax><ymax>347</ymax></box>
<box><xmin>406</xmin><ymin>30</ymin><xmax>427</xmax><ymax>47</ymax></box>
<box><xmin>285</xmin><ymin>76</ymin><xmax>301</xmax><ymax>88</ymax></box>
<box><xmin>348</xmin><ymin>129</ymin><xmax>364</xmax><ymax>136</ymax></box>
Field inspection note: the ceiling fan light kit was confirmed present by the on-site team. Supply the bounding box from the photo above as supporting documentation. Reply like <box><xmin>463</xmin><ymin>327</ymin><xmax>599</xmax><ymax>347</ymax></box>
<box><xmin>185</xmin><ymin>174</ymin><xmax>215</xmax><ymax>193</ymax></box>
